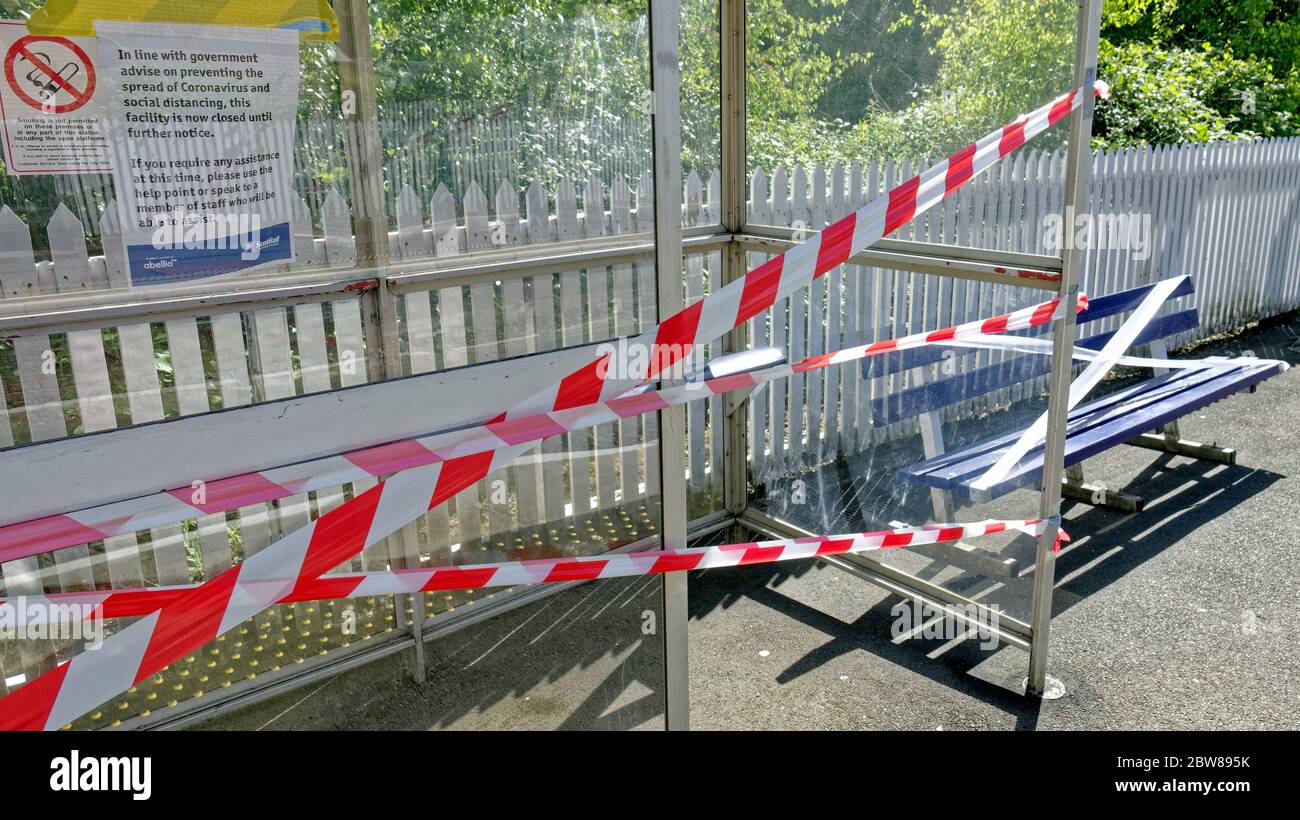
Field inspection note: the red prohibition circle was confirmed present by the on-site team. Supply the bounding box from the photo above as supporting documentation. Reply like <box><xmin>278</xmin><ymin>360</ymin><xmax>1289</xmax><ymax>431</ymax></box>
<box><xmin>4</xmin><ymin>34</ymin><xmax>96</xmax><ymax>114</ymax></box>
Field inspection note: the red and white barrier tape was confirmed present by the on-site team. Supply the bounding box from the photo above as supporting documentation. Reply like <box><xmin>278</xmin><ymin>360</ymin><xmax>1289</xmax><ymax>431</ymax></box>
<box><xmin>0</xmin><ymin>85</ymin><xmax>1095</xmax><ymax>730</ymax></box>
<box><xmin>0</xmin><ymin>294</ymin><xmax>1080</xmax><ymax>565</ymax></box>
<box><xmin>1</xmin><ymin>519</ymin><xmax>1056</xmax><ymax>625</ymax></box>
<box><xmin>941</xmin><ymin>336</ymin><xmax>1285</xmax><ymax>372</ymax></box>
<box><xmin>0</xmin><ymin>84</ymin><xmax>1097</xmax><ymax>564</ymax></box>
<box><xmin>535</xmin><ymin>85</ymin><xmax>1096</xmax><ymax>416</ymax></box>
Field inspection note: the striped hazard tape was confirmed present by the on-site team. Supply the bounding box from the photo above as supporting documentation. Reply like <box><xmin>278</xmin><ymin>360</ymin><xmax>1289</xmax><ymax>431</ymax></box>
<box><xmin>0</xmin><ymin>519</ymin><xmax>1058</xmax><ymax>625</ymax></box>
<box><xmin>0</xmin><ymin>292</ymin><xmax>1080</xmax><ymax>565</ymax></box>
<box><xmin>0</xmin><ymin>84</ymin><xmax>1099</xmax><ymax>730</ymax></box>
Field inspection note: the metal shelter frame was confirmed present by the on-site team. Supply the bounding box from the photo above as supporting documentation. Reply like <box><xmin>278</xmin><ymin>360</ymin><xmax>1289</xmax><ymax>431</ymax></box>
<box><xmin>705</xmin><ymin>0</ymin><xmax>1101</xmax><ymax>726</ymax></box>
<box><xmin>0</xmin><ymin>0</ymin><xmax>1102</xmax><ymax>730</ymax></box>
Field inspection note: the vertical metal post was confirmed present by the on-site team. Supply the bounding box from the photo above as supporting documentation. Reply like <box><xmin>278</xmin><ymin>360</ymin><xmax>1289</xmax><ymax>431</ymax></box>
<box><xmin>335</xmin><ymin>1</ymin><xmax>401</xmax><ymax>380</ymax></box>
<box><xmin>335</xmin><ymin>0</ymin><xmax>390</xmax><ymax>277</ymax></box>
<box><xmin>720</xmin><ymin>0</ymin><xmax>750</xmax><ymax>521</ymax></box>
<box><xmin>1026</xmin><ymin>0</ymin><xmax>1101</xmax><ymax>696</ymax></box>
<box><xmin>649</xmin><ymin>0</ymin><xmax>690</xmax><ymax>731</ymax></box>
<box><xmin>335</xmin><ymin>0</ymin><xmax>425</xmax><ymax>679</ymax></box>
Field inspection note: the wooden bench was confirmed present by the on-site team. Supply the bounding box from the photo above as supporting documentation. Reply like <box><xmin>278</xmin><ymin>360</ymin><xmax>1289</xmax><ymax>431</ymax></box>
<box><xmin>861</xmin><ymin>278</ymin><xmax>1287</xmax><ymax>574</ymax></box>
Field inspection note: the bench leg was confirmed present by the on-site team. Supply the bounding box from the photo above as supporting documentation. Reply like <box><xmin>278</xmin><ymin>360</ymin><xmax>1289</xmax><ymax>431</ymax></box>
<box><xmin>1127</xmin><ymin>350</ymin><xmax>1238</xmax><ymax>464</ymax></box>
<box><xmin>909</xmin><ymin>399</ymin><xmax>1019</xmax><ymax>578</ymax></box>
<box><xmin>1061</xmin><ymin>463</ymin><xmax>1145</xmax><ymax>512</ymax></box>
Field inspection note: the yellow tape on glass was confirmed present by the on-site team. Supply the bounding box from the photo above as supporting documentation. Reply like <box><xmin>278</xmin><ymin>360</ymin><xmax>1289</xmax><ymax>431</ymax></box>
<box><xmin>26</xmin><ymin>0</ymin><xmax>339</xmax><ymax>42</ymax></box>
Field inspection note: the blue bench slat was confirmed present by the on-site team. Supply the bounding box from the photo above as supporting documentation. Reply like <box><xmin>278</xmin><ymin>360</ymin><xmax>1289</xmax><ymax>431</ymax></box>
<box><xmin>899</xmin><ymin>362</ymin><xmax>1284</xmax><ymax>500</ymax></box>
<box><xmin>1073</xmin><ymin>276</ymin><xmax>1196</xmax><ymax>323</ymax></box>
<box><xmin>875</xmin><ymin>354</ymin><xmax>1052</xmax><ymax>428</ymax></box>
<box><xmin>870</xmin><ymin>308</ymin><xmax>1200</xmax><ymax>426</ymax></box>
<box><xmin>899</xmin><ymin>365</ymin><xmax>1259</xmax><ymax>498</ymax></box>
<box><xmin>901</xmin><ymin>366</ymin><xmax>1228</xmax><ymax>485</ymax></box>
<box><xmin>862</xmin><ymin>277</ymin><xmax>1197</xmax><ymax>379</ymax></box>
<box><xmin>968</xmin><ymin>363</ymin><xmax>1281</xmax><ymax>500</ymax></box>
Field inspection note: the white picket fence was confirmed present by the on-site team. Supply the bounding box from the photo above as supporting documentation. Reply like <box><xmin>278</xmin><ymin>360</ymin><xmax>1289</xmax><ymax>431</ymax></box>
<box><xmin>2</xmin><ymin>136</ymin><xmax>1299</xmax><ymax>723</ymax></box>
<box><xmin>0</xmin><ymin>105</ymin><xmax>654</xmax><ymax>245</ymax></box>
<box><xmin>740</xmin><ymin>138</ymin><xmax>1300</xmax><ymax>481</ymax></box>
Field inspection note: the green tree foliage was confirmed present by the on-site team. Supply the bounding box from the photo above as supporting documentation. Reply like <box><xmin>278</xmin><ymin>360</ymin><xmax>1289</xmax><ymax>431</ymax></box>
<box><xmin>738</xmin><ymin>0</ymin><xmax>861</xmax><ymax>168</ymax></box>
<box><xmin>815</xmin><ymin>0</ymin><xmax>951</xmax><ymax>118</ymax></box>
<box><xmin>878</xmin><ymin>0</ymin><xmax>1076</xmax><ymax>154</ymax></box>
<box><xmin>744</xmin><ymin>0</ymin><xmax>1300</xmax><ymax>168</ymax></box>
<box><xmin>745</xmin><ymin>0</ymin><xmax>1079</xmax><ymax>169</ymax></box>
<box><xmin>1094</xmin><ymin>0</ymin><xmax>1299</xmax><ymax>143</ymax></box>
<box><xmin>368</xmin><ymin>1</ymin><xmax>645</xmax><ymax>111</ymax></box>
<box><xmin>1094</xmin><ymin>40</ymin><xmax>1291</xmax><ymax>144</ymax></box>
<box><xmin>364</xmin><ymin>1</ymin><xmax>651</xmax><ymax>185</ymax></box>
<box><xmin>1104</xmin><ymin>0</ymin><xmax>1299</xmax><ymax>77</ymax></box>
<box><xmin>683</xmin><ymin>0</ymin><xmax>855</xmax><ymax>170</ymax></box>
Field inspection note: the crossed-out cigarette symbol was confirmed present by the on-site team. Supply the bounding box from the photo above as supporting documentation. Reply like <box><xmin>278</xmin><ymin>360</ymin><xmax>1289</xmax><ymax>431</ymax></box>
<box><xmin>19</xmin><ymin>49</ymin><xmax>79</xmax><ymax>100</ymax></box>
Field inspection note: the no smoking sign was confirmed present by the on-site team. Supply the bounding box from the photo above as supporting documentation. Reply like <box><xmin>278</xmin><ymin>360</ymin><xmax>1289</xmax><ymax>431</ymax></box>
<box><xmin>0</xmin><ymin>20</ymin><xmax>108</xmax><ymax>174</ymax></box>
<box><xmin>3</xmin><ymin>33</ymin><xmax>95</xmax><ymax>114</ymax></box>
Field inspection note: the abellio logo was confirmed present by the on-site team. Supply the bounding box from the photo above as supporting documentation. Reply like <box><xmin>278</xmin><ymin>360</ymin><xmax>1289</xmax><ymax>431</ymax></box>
<box><xmin>49</xmin><ymin>750</ymin><xmax>151</xmax><ymax>801</ymax></box>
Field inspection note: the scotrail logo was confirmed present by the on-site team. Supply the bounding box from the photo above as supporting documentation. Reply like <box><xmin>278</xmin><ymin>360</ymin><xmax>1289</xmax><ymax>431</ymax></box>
<box><xmin>151</xmin><ymin>207</ymin><xmax>265</xmax><ymax>261</ymax></box>
<box><xmin>50</xmin><ymin>750</ymin><xmax>152</xmax><ymax>801</ymax></box>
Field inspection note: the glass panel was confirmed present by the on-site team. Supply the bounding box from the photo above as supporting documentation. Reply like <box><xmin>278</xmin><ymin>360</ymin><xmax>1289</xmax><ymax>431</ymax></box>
<box><xmin>0</xmin><ymin>2</ymin><xmax>666</xmax><ymax>731</ymax></box>
<box><xmin>745</xmin><ymin>0</ymin><xmax>1078</xmax><ymax>256</ymax></box>
<box><xmin>682</xmin><ymin>0</ymin><xmax>721</xmax><ymax>218</ymax></box>
<box><xmin>3</xmin><ymin>468</ymin><xmax>407</xmax><ymax>729</ymax></box>
<box><xmin>0</xmin><ymin>2</ymin><xmax>659</xmax><ymax>298</ymax></box>
<box><xmin>369</xmin><ymin>1</ymin><xmax>655</xmax><ymax>262</ymax></box>
<box><xmin>395</xmin><ymin>274</ymin><xmax>667</xmax><ymax>614</ymax></box>
<box><xmin>0</xmin><ymin>8</ymin><xmax>343</xmax><ymax>291</ymax></box>
<box><xmin>0</xmin><ymin>297</ymin><xmax>373</xmax><ymax>445</ymax></box>
<box><xmin>746</xmin><ymin>267</ymin><xmax>1051</xmax><ymax>623</ymax></box>
<box><xmin>191</xmin><ymin>573</ymin><xmax>667</xmax><ymax>731</ymax></box>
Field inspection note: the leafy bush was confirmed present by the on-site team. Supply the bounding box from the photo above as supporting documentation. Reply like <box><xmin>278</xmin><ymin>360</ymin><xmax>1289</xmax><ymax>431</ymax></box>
<box><xmin>1094</xmin><ymin>39</ymin><xmax>1294</xmax><ymax>145</ymax></box>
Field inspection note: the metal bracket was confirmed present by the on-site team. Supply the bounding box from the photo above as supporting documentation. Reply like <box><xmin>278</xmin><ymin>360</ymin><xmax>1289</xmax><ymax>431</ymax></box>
<box><xmin>1061</xmin><ymin>463</ymin><xmax>1145</xmax><ymax>511</ymax></box>
<box><xmin>1127</xmin><ymin>432</ymin><xmax>1236</xmax><ymax>465</ymax></box>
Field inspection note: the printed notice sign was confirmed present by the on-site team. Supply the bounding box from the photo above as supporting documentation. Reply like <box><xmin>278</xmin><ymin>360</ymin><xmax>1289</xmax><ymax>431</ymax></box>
<box><xmin>0</xmin><ymin>20</ymin><xmax>110</xmax><ymax>174</ymax></box>
<box><xmin>96</xmin><ymin>21</ymin><xmax>300</xmax><ymax>287</ymax></box>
